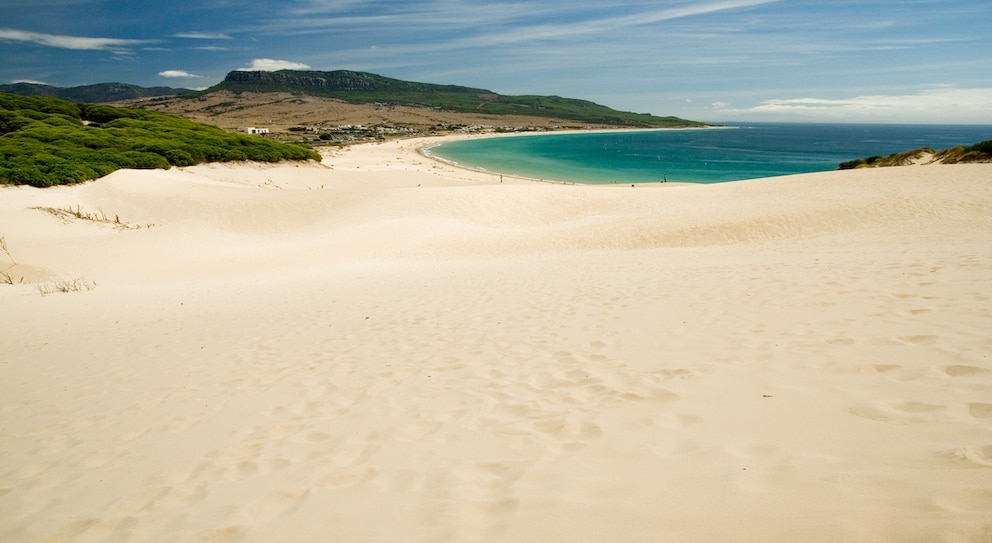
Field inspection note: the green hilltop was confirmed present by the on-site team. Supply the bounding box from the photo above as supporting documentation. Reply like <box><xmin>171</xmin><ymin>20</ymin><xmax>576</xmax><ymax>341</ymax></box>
<box><xmin>206</xmin><ymin>69</ymin><xmax>708</xmax><ymax>128</ymax></box>
<box><xmin>0</xmin><ymin>93</ymin><xmax>319</xmax><ymax>187</ymax></box>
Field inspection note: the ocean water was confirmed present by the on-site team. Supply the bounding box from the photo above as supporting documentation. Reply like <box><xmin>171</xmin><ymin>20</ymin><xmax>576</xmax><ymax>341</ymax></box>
<box><xmin>426</xmin><ymin>123</ymin><xmax>992</xmax><ymax>184</ymax></box>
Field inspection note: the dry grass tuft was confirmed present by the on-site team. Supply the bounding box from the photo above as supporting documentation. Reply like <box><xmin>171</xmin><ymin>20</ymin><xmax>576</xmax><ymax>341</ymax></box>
<box><xmin>37</xmin><ymin>278</ymin><xmax>96</xmax><ymax>295</ymax></box>
<box><xmin>32</xmin><ymin>205</ymin><xmax>153</xmax><ymax>229</ymax></box>
<box><xmin>0</xmin><ymin>235</ymin><xmax>19</xmax><ymax>285</ymax></box>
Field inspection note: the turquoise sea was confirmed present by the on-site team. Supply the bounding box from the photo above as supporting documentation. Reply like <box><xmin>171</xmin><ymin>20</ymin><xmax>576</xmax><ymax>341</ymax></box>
<box><xmin>426</xmin><ymin>123</ymin><xmax>992</xmax><ymax>184</ymax></box>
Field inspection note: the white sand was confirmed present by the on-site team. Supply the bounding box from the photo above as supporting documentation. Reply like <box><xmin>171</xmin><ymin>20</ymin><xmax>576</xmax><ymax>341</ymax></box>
<box><xmin>2</xmin><ymin>137</ymin><xmax>991</xmax><ymax>542</ymax></box>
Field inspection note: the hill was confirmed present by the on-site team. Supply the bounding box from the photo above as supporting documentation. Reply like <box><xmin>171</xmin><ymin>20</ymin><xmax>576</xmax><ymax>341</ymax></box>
<box><xmin>0</xmin><ymin>82</ymin><xmax>192</xmax><ymax>103</ymax></box>
<box><xmin>0</xmin><ymin>94</ymin><xmax>319</xmax><ymax>187</ymax></box>
<box><xmin>200</xmin><ymin>69</ymin><xmax>706</xmax><ymax>128</ymax></box>
<box><xmin>838</xmin><ymin>140</ymin><xmax>992</xmax><ymax>169</ymax></box>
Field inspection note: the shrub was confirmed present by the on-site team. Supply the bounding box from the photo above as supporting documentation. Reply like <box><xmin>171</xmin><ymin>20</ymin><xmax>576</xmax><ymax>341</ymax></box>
<box><xmin>968</xmin><ymin>140</ymin><xmax>992</xmax><ymax>154</ymax></box>
<box><xmin>1</xmin><ymin>93</ymin><xmax>320</xmax><ymax>187</ymax></box>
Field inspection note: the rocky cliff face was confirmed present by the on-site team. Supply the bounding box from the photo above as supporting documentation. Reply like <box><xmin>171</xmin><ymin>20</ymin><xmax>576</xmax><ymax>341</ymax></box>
<box><xmin>223</xmin><ymin>70</ymin><xmax>399</xmax><ymax>92</ymax></box>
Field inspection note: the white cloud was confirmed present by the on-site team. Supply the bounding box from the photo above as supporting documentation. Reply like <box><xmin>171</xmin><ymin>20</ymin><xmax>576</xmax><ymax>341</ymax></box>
<box><xmin>0</xmin><ymin>27</ymin><xmax>148</xmax><ymax>50</ymax></box>
<box><xmin>12</xmin><ymin>79</ymin><xmax>48</xmax><ymax>85</ymax></box>
<box><xmin>712</xmin><ymin>101</ymin><xmax>730</xmax><ymax>109</ymax></box>
<box><xmin>158</xmin><ymin>70</ymin><xmax>202</xmax><ymax>78</ymax></box>
<box><xmin>732</xmin><ymin>87</ymin><xmax>992</xmax><ymax>123</ymax></box>
<box><xmin>174</xmin><ymin>32</ymin><xmax>232</xmax><ymax>40</ymax></box>
<box><xmin>237</xmin><ymin>58</ymin><xmax>311</xmax><ymax>71</ymax></box>
<box><xmin>713</xmin><ymin>85</ymin><xmax>992</xmax><ymax>124</ymax></box>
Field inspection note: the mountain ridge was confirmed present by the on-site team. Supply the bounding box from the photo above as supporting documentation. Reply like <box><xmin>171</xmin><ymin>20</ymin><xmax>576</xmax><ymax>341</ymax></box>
<box><xmin>0</xmin><ymin>82</ymin><xmax>192</xmax><ymax>103</ymax></box>
<box><xmin>205</xmin><ymin>69</ymin><xmax>706</xmax><ymax>128</ymax></box>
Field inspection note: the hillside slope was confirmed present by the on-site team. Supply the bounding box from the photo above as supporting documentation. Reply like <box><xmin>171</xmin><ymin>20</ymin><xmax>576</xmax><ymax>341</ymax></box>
<box><xmin>203</xmin><ymin>70</ymin><xmax>706</xmax><ymax>128</ymax></box>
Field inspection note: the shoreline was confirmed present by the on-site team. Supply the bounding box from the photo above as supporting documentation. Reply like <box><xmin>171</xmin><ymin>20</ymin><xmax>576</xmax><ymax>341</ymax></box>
<box><xmin>415</xmin><ymin>123</ymin><xmax>992</xmax><ymax>186</ymax></box>
<box><xmin>2</xmin><ymin>146</ymin><xmax>991</xmax><ymax>542</ymax></box>
<box><xmin>417</xmin><ymin>126</ymin><xmax>729</xmax><ymax>185</ymax></box>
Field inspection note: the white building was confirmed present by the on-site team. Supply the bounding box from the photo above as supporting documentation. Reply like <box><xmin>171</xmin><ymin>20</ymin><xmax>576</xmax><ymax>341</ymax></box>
<box><xmin>241</xmin><ymin>127</ymin><xmax>270</xmax><ymax>135</ymax></box>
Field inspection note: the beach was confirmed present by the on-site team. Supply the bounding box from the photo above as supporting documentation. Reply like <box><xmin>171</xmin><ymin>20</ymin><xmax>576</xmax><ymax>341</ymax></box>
<box><xmin>2</xmin><ymin>136</ymin><xmax>991</xmax><ymax>542</ymax></box>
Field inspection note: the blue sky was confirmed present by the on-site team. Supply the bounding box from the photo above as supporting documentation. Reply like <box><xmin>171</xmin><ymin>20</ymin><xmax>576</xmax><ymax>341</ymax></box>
<box><xmin>2</xmin><ymin>0</ymin><xmax>991</xmax><ymax>123</ymax></box>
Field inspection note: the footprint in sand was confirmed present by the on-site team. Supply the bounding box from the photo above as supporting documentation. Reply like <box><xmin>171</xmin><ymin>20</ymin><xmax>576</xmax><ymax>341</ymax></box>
<box><xmin>937</xmin><ymin>445</ymin><xmax>992</xmax><ymax>467</ymax></box>
<box><xmin>158</xmin><ymin>481</ymin><xmax>209</xmax><ymax>509</ymax></box>
<box><xmin>106</xmin><ymin>485</ymin><xmax>171</xmax><ymax>516</ymax></box>
<box><xmin>214</xmin><ymin>442</ymin><xmax>263</xmax><ymax>463</ymax></box>
<box><xmin>892</xmin><ymin>401</ymin><xmax>945</xmax><ymax>414</ymax></box>
<box><xmin>858</xmin><ymin>363</ymin><xmax>901</xmax><ymax>375</ymax></box>
<box><xmin>328</xmin><ymin>433</ymin><xmax>380</xmax><ymax>467</ymax></box>
<box><xmin>302</xmin><ymin>430</ymin><xmax>333</xmax><ymax>443</ymax></box>
<box><xmin>897</xmin><ymin>334</ymin><xmax>939</xmax><ymax>345</ymax></box>
<box><xmin>223</xmin><ymin>461</ymin><xmax>260</xmax><ymax>481</ymax></box>
<box><xmin>321</xmin><ymin>466</ymin><xmax>378</xmax><ymax>488</ymax></box>
<box><xmin>166</xmin><ymin>413</ymin><xmax>204</xmax><ymax>433</ymax></box>
<box><xmin>182</xmin><ymin>525</ymin><xmax>246</xmax><ymax>543</ymax></box>
<box><xmin>966</xmin><ymin>402</ymin><xmax>992</xmax><ymax>419</ymax></box>
<box><xmin>651</xmin><ymin>413</ymin><xmax>703</xmax><ymax>429</ymax></box>
<box><xmin>221</xmin><ymin>458</ymin><xmax>290</xmax><ymax>482</ymax></box>
<box><xmin>267</xmin><ymin>420</ymin><xmax>304</xmax><ymax>440</ymax></box>
<box><xmin>243</xmin><ymin>490</ymin><xmax>309</xmax><ymax>521</ymax></box>
<box><xmin>940</xmin><ymin>364</ymin><xmax>990</xmax><ymax>377</ymax></box>
<box><xmin>162</xmin><ymin>460</ymin><xmax>210</xmax><ymax>484</ymax></box>
<box><xmin>444</xmin><ymin>461</ymin><xmax>526</xmax><ymax>540</ymax></box>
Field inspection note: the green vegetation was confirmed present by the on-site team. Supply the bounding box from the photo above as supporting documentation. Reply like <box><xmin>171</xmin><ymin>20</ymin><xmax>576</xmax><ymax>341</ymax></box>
<box><xmin>936</xmin><ymin>139</ymin><xmax>992</xmax><ymax>163</ymax></box>
<box><xmin>207</xmin><ymin>70</ymin><xmax>709</xmax><ymax>128</ymax></box>
<box><xmin>1</xmin><ymin>93</ymin><xmax>320</xmax><ymax>187</ymax></box>
<box><xmin>838</xmin><ymin>140</ymin><xmax>992</xmax><ymax>169</ymax></box>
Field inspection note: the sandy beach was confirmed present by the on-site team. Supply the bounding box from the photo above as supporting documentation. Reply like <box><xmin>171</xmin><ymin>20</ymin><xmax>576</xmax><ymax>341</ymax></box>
<box><xmin>2</xmin><ymin>136</ymin><xmax>991</xmax><ymax>542</ymax></box>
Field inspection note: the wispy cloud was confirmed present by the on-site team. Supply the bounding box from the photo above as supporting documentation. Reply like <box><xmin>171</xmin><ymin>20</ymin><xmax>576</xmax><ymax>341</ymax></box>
<box><xmin>12</xmin><ymin>79</ymin><xmax>48</xmax><ymax>85</ymax></box>
<box><xmin>275</xmin><ymin>0</ymin><xmax>781</xmax><ymax>73</ymax></box>
<box><xmin>596</xmin><ymin>0</ymin><xmax>779</xmax><ymax>28</ymax></box>
<box><xmin>174</xmin><ymin>32</ymin><xmax>232</xmax><ymax>40</ymax></box>
<box><xmin>289</xmin><ymin>0</ymin><xmax>778</xmax><ymax>42</ymax></box>
<box><xmin>0</xmin><ymin>27</ymin><xmax>149</xmax><ymax>51</ymax></box>
<box><xmin>238</xmin><ymin>58</ymin><xmax>311</xmax><ymax>71</ymax></box>
<box><xmin>158</xmin><ymin>70</ymin><xmax>202</xmax><ymax>78</ymax></box>
<box><xmin>718</xmin><ymin>87</ymin><xmax>992</xmax><ymax>123</ymax></box>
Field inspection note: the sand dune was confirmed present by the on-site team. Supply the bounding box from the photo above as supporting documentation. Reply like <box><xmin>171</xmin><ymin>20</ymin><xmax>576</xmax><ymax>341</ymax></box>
<box><xmin>2</xmin><ymin>137</ymin><xmax>991</xmax><ymax>542</ymax></box>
